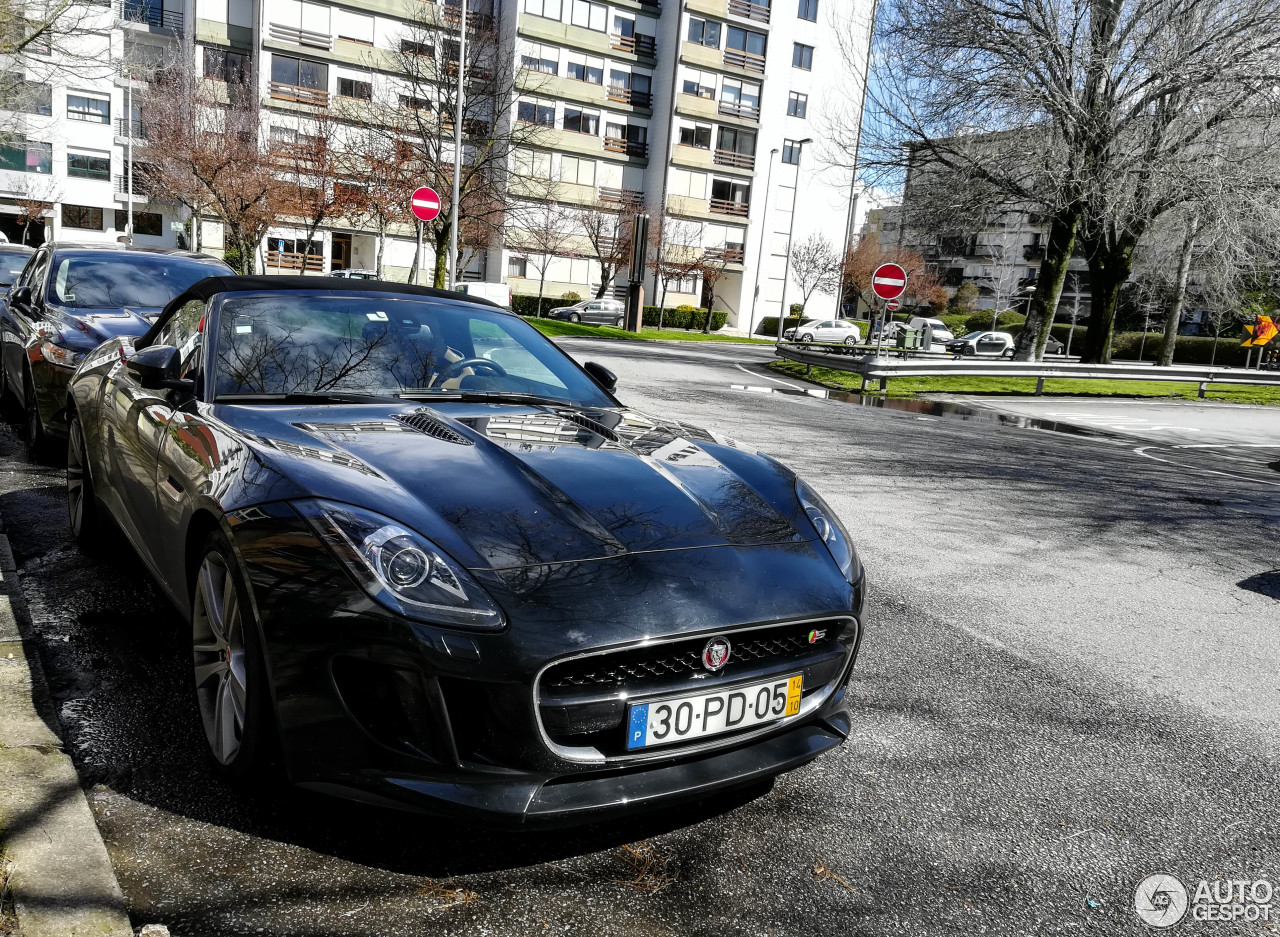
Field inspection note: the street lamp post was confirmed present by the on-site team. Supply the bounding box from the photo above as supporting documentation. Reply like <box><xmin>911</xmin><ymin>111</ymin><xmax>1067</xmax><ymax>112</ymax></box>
<box><xmin>775</xmin><ymin>138</ymin><xmax>812</xmax><ymax>343</ymax></box>
<box><xmin>746</xmin><ymin>147</ymin><xmax>779</xmax><ymax>338</ymax></box>
<box><xmin>447</xmin><ymin>0</ymin><xmax>467</xmax><ymax>289</ymax></box>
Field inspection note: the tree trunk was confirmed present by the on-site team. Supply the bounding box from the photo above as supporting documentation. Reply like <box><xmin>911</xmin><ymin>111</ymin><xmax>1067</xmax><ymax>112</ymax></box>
<box><xmin>1080</xmin><ymin>234</ymin><xmax>1137</xmax><ymax>364</ymax></box>
<box><xmin>536</xmin><ymin>277</ymin><xmax>546</xmax><ymax>317</ymax></box>
<box><xmin>1013</xmin><ymin>208</ymin><xmax>1077</xmax><ymax>361</ymax></box>
<box><xmin>375</xmin><ymin>228</ymin><xmax>386</xmax><ymax>279</ymax></box>
<box><xmin>594</xmin><ymin>273</ymin><xmax>609</xmax><ymax>299</ymax></box>
<box><xmin>433</xmin><ymin>229</ymin><xmax>449</xmax><ymax>288</ymax></box>
<box><xmin>1157</xmin><ymin>220</ymin><xmax>1197</xmax><ymax>366</ymax></box>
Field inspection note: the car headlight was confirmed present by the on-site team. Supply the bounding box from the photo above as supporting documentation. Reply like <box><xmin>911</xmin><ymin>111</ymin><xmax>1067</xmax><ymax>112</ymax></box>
<box><xmin>294</xmin><ymin>499</ymin><xmax>505</xmax><ymax>630</ymax></box>
<box><xmin>794</xmin><ymin>478</ymin><xmax>860</xmax><ymax>583</ymax></box>
<box><xmin>39</xmin><ymin>340</ymin><xmax>86</xmax><ymax>369</ymax></box>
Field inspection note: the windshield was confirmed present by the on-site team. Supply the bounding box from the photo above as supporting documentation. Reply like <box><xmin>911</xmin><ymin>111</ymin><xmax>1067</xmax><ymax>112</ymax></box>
<box><xmin>959</xmin><ymin>332</ymin><xmax>984</xmax><ymax>340</ymax></box>
<box><xmin>51</xmin><ymin>254</ymin><xmax>227</xmax><ymax>308</ymax></box>
<box><xmin>0</xmin><ymin>252</ymin><xmax>30</xmax><ymax>285</ymax></box>
<box><xmin>212</xmin><ymin>293</ymin><xmax>616</xmax><ymax>408</ymax></box>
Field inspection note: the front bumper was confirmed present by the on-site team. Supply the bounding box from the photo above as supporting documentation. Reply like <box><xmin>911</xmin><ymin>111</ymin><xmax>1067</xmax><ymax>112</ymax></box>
<box><xmin>229</xmin><ymin>504</ymin><xmax>866</xmax><ymax>825</ymax></box>
<box><xmin>31</xmin><ymin>357</ymin><xmax>75</xmax><ymax>437</ymax></box>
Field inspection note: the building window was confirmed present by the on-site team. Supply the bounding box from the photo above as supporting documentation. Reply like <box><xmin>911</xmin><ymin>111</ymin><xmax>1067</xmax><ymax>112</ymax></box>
<box><xmin>524</xmin><ymin>0</ymin><xmax>563</xmax><ymax>19</ymax></box>
<box><xmin>203</xmin><ymin>47</ymin><xmax>249</xmax><ymax>83</ymax></box>
<box><xmin>682</xmin><ymin>68</ymin><xmax>716</xmax><ymax>98</ymax></box>
<box><xmin>399</xmin><ymin>94</ymin><xmax>431</xmax><ymax>111</ymax></box>
<box><xmin>781</xmin><ymin>139</ymin><xmax>801</xmax><ymax>164</ymax></box>
<box><xmin>67</xmin><ymin>153</ymin><xmax>110</xmax><ymax>180</ymax></box>
<box><xmin>710</xmin><ymin>178</ymin><xmax>750</xmax><ymax>205</ymax></box>
<box><xmin>517</xmin><ymin>97</ymin><xmax>555</xmax><ymax>126</ymax></box>
<box><xmin>0</xmin><ymin>139</ymin><xmax>51</xmax><ymax>174</ymax></box>
<box><xmin>571</xmin><ymin>0</ymin><xmax>607</xmax><ymax>31</ymax></box>
<box><xmin>561</xmin><ymin>155</ymin><xmax>596</xmax><ymax>185</ymax></box>
<box><xmin>678</xmin><ymin>123</ymin><xmax>711</xmax><ymax>149</ymax></box>
<box><xmin>687</xmin><ymin>17</ymin><xmax>721</xmax><ymax>48</ymax></box>
<box><xmin>798</xmin><ymin>0</ymin><xmax>818</xmax><ymax>20</ymax></box>
<box><xmin>335</xmin><ymin>9</ymin><xmax>374</xmax><ymax>44</ymax></box>
<box><xmin>10</xmin><ymin>80</ymin><xmax>52</xmax><ymax>115</ymax></box>
<box><xmin>718</xmin><ymin>127</ymin><xmax>755</xmax><ymax>156</ymax></box>
<box><xmin>520</xmin><ymin>42</ymin><xmax>558</xmax><ymax>74</ymax></box>
<box><xmin>271</xmin><ymin>54</ymin><xmax>327</xmax><ymax>90</ymax></box>
<box><xmin>62</xmin><ymin>204</ymin><xmax>103</xmax><ymax>230</ymax></box>
<box><xmin>66</xmin><ymin>94</ymin><xmax>109</xmax><ymax>123</ymax></box>
<box><xmin>727</xmin><ymin>26</ymin><xmax>767</xmax><ymax>58</ymax></box>
<box><xmin>562</xmin><ymin>105</ymin><xmax>599</xmax><ymax>135</ymax></box>
<box><xmin>787</xmin><ymin>91</ymin><xmax>808</xmax><ymax>117</ymax></box>
<box><xmin>513</xmin><ymin>148</ymin><xmax>552</xmax><ymax>179</ymax></box>
<box><xmin>507</xmin><ymin>256</ymin><xmax>527</xmax><ymax>278</ymax></box>
<box><xmin>792</xmin><ymin>42</ymin><xmax>813</xmax><ymax>69</ymax></box>
<box><xmin>721</xmin><ymin>78</ymin><xmax>760</xmax><ymax>112</ymax></box>
<box><xmin>400</xmin><ymin>38</ymin><xmax>435</xmax><ymax>57</ymax></box>
<box><xmin>566</xmin><ymin>53</ymin><xmax>603</xmax><ymax>83</ymax></box>
<box><xmin>337</xmin><ymin>77</ymin><xmax>372</xmax><ymax>100</ymax></box>
<box><xmin>115</xmin><ymin>209</ymin><xmax>162</xmax><ymax>237</ymax></box>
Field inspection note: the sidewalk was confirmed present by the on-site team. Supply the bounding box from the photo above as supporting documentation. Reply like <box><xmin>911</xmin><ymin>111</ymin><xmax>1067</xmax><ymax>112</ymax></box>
<box><xmin>0</xmin><ymin>531</ymin><xmax>132</xmax><ymax>937</ymax></box>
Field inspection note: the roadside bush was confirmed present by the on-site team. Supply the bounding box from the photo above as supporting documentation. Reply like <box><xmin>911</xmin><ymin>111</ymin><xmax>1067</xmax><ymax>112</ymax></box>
<box><xmin>1001</xmin><ymin>323</ymin><xmax>1248</xmax><ymax>365</ymax></box>
<box><xmin>940</xmin><ymin>314</ymin><xmax>970</xmax><ymax>336</ymax></box>
<box><xmin>511</xmin><ymin>295</ymin><xmax>543</xmax><ymax>318</ymax></box>
<box><xmin>642</xmin><ymin>306</ymin><xmax>727</xmax><ymax>330</ymax></box>
<box><xmin>223</xmin><ymin>245</ymin><xmax>243</xmax><ymax>273</ymax></box>
<box><xmin>963</xmin><ymin>310</ymin><xmax>1025</xmax><ymax>333</ymax></box>
<box><xmin>675</xmin><ymin>303</ymin><xmax>696</xmax><ymax>313</ymax></box>
<box><xmin>790</xmin><ymin>303</ymin><xmax>804</xmax><ymax>316</ymax></box>
<box><xmin>561</xmin><ymin>291</ymin><xmax>582</xmax><ymax>303</ymax></box>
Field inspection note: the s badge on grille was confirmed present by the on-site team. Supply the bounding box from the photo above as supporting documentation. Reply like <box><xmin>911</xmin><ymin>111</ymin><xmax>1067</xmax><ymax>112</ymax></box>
<box><xmin>702</xmin><ymin>636</ymin><xmax>732</xmax><ymax>672</ymax></box>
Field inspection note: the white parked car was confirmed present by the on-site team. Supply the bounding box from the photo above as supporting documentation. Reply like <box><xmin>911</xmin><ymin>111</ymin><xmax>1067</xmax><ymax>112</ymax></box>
<box><xmin>907</xmin><ymin>316</ymin><xmax>954</xmax><ymax>344</ymax></box>
<box><xmin>783</xmin><ymin>319</ymin><xmax>863</xmax><ymax>344</ymax></box>
<box><xmin>457</xmin><ymin>282</ymin><xmax>513</xmax><ymax>308</ymax></box>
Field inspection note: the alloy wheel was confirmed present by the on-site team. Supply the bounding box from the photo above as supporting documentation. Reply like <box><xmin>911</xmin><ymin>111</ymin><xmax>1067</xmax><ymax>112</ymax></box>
<box><xmin>24</xmin><ymin>374</ymin><xmax>42</xmax><ymax>447</ymax></box>
<box><xmin>66</xmin><ymin>418</ymin><xmax>87</xmax><ymax>537</ymax></box>
<box><xmin>192</xmin><ymin>553</ymin><xmax>248</xmax><ymax>766</ymax></box>
<box><xmin>568</xmin><ymin>313</ymin><xmax>580</xmax><ymax>323</ymax></box>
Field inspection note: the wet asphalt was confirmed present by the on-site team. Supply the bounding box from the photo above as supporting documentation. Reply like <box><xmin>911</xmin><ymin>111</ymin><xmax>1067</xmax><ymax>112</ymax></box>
<box><xmin>1</xmin><ymin>339</ymin><xmax>1278</xmax><ymax>936</ymax></box>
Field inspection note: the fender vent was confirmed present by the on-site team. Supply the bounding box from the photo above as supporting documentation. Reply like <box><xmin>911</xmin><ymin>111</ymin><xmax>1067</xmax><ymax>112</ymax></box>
<box><xmin>393</xmin><ymin>411</ymin><xmax>474</xmax><ymax>445</ymax></box>
<box><xmin>556</xmin><ymin>410</ymin><xmax>620</xmax><ymax>442</ymax></box>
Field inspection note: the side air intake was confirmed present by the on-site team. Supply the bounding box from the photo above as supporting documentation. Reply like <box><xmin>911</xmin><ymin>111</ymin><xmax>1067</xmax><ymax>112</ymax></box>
<box><xmin>393</xmin><ymin>411</ymin><xmax>474</xmax><ymax>445</ymax></box>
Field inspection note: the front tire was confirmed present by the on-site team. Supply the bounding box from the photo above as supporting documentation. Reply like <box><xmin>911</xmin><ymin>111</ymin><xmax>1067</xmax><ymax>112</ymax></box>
<box><xmin>568</xmin><ymin>313</ymin><xmax>581</xmax><ymax>323</ymax></box>
<box><xmin>799</xmin><ymin>333</ymin><xmax>813</xmax><ymax>343</ymax></box>
<box><xmin>961</xmin><ymin>345</ymin><xmax>976</xmax><ymax>356</ymax></box>
<box><xmin>23</xmin><ymin>368</ymin><xmax>48</xmax><ymax>457</ymax></box>
<box><xmin>191</xmin><ymin>534</ymin><xmax>273</xmax><ymax>780</ymax></box>
<box><xmin>66</xmin><ymin>412</ymin><xmax>104</xmax><ymax>554</ymax></box>
<box><xmin>1002</xmin><ymin>348</ymin><xmax>1014</xmax><ymax>358</ymax></box>
<box><xmin>843</xmin><ymin>336</ymin><xmax>857</xmax><ymax>345</ymax></box>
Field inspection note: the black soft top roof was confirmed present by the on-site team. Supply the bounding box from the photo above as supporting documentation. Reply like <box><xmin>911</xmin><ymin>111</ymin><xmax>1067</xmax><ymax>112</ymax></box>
<box><xmin>142</xmin><ymin>275</ymin><xmax>506</xmax><ymax>347</ymax></box>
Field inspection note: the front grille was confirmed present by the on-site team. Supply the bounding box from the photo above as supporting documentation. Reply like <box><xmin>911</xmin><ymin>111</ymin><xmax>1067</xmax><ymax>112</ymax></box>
<box><xmin>394</xmin><ymin>410</ymin><xmax>474</xmax><ymax>445</ymax></box>
<box><xmin>542</xmin><ymin>622</ymin><xmax>841</xmax><ymax>692</ymax></box>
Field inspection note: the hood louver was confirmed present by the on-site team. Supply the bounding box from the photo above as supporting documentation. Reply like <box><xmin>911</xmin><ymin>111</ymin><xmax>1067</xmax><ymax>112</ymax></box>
<box><xmin>394</xmin><ymin>410</ymin><xmax>474</xmax><ymax>446</ymax></box>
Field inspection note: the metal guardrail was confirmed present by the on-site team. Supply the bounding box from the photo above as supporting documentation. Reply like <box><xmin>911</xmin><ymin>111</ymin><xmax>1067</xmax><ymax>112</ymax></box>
<box><xmin>774</xmin><ymin>342</ymin><xmax>1280</xmax><ymax>398</ymax></box>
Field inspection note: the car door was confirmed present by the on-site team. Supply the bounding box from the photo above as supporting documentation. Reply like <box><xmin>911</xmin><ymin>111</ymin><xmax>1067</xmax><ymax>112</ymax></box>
<box><xmin>3</xmin><ymin>249</ymin><xmax>49</xmax><ymax>396</ymax></box>
<box><xmin>103</xmin><ymin>298</ymin><xmax>206</xmax><ymax>583</ymax></box>
<box><xmin>583</xmin><ymin>301</ymin><xmax>604</xmax><ymax>323</ymax></box>
<box><xmin>976</xmin><ymin>332</ymin><xmax>1005</xmax><ymax>354</ymax></box>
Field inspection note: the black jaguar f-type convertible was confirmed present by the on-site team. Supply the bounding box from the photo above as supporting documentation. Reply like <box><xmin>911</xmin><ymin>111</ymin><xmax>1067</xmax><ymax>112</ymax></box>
<box><xmin>65</xmin><ymin>276</ymin><xmax>866</xmax><ymax>824</ymax></box>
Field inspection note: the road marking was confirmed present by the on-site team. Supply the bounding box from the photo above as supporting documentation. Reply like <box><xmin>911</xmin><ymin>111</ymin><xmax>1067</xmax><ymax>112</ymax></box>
<box><xmin>735</xmin><ymin>362</ymin><xmax>805</xmax><ymax>389</ymax></box>
<box><xmin>1133</xmin><ymin>445</ymin><xmax>1280</xmax><ymax>487</ymax></box>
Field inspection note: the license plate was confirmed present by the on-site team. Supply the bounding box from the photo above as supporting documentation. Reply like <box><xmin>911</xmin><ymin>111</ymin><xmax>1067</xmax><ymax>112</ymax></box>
<box><xmin>625</xmin><ymin>674</ymin><xmax>803</xmax><ymax>750</ymax></box>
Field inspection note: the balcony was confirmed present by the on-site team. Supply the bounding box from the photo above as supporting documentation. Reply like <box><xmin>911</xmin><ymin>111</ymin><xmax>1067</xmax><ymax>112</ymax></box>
<box><xmin>116</xmin><ymin>1</ymin><xmax>182</xmax><ymax>31</ymax></box>
<box><xmin>704</xmin><ymin>246</ymin><xmax>745</xmax><ymax>264</ymax></box>
<box><xmin>611</xmin><ymin>33</ymin><xmax>657</xmax><ymax>57</ymax></box>
<box><xmin>714</xmin><ymin>149</ymin><xmax>754</xmax><ymax>170</ymax></box>
<box><xmin>709</xmin><ymin>197</ymin><xmax>749</xmax><ymax>217</ymax></box>
<box><xmin>599</xmin><ymin>185</ymin><xmax>644</xmax><ymax>207</ymax></box>
<box><xmin>728</xmin><ymin>0</ymin><xmax>770</xmax><ymax>22</ymax></box>
<box><xmin>269</xmin><ymin>82</ymin><xmax>330</xmax><ymax>106</ymax></box>
<box><xmin>267</xmin><ymin>251</ymin><xmax>325</xmax><ymax>272</ymax></box>
<box><xmin>723</xmin><ymin>48</ymin><xmax>765</xmax><ymax>73</ymax></box>
<box><xmin>607</xmin><ymin>86</ymin><xmax>652</xmax><ymax>108</ymax></box>
<box><xmin>115</xmin><ymin>117</ymin><xmax>146</xmax><ymax>139</ymax></box>
<box><xmin>604</xmin><ymin>136</ymin><xmax>648</xmax><ymax>159</ymax></box>
<box><xmin>267</xmin><ymin>22</ymin><xmax>333</xmax><ymax>49</ymax></box>
<box><xmin>718</xmin><ymin>99</ymin><xmax>760</xmax><ymax>122</ymax></box>
<box><xmin>1023</xmin><ymin>243</ymin><xmax>1046</xmax><ymax>260</ymax></box>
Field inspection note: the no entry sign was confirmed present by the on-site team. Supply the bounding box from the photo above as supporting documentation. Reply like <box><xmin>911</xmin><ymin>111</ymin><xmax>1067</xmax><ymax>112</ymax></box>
<box><xmin>871</xmin><ymin>262</ymin><xmax>907</xmax><ymax>300</ymax></box>
<box><xmin>886</xmin><ymin>297</ymin><xmax>901</xmax><ymax>311</ymax></box>
<box><xmin>410</xmin><ymin>186</ymin><xmax>441</xmax><ymax>222</ymax></box>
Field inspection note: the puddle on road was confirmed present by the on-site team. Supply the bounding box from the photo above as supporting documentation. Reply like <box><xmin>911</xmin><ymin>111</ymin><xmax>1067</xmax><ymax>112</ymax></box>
<box><xmin>730</xmin><ymin>384</ymin><xmax>1113</xmax><ymax>440</ymax></box>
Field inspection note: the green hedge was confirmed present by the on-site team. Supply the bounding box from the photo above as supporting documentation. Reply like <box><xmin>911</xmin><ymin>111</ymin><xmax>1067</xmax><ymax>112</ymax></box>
<box><xmin>643</xmin><ymin>305</ymin><xmax>727</xmax><ymax>330</ymax></box>
<box><xmin>1000</xmin><ymin>323</ymin><xmax>1248</xmax><ymax>365</ymax></box>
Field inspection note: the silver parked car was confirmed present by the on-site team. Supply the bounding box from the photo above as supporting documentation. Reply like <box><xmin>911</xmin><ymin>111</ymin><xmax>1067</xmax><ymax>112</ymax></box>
<box><xmin>783</xmin><ymin>319</ymin><xmax>863</xmax><ymax>344</ymax></box>
<box><xmin>546</xmin><ymin>298</ymin><xmax>625</xmax><ymax>325</ymax></box>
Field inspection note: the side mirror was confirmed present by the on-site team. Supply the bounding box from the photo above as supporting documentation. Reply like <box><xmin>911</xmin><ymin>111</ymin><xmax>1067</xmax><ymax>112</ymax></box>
<box><xmin>583</xmin><ymin>360</ymin><xmax>617</xmax><ymax>392</ymax></box>
<box><xmin>127</xmin><ymin>344</ymin><xmax>194</xmax><ymax>394</ymax></box>
<box><xmin>10</xmin><ymin>286</ymin><xmax>31</xmax><ymax>308</ymax></box>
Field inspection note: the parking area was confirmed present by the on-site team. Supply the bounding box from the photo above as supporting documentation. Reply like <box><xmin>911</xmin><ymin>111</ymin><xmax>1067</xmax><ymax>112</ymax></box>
<box><xmin>2</xmin><ymin>338</ymin><xmax>1276</xmax><ymax>936</ymax></box>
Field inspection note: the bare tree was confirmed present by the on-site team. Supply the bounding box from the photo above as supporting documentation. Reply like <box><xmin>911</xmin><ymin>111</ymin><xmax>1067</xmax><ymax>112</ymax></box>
<box><xmin>372</xmin><ymin>0</ymin><xmax>547</xmax><ymax>287</ymax></box>
<box><xmin>573</xmin><ymin>199</ymin><xmax>632</xmax><ymax>299</ymax></box>
<box><xmin>647</xmin><ymin>212</ymin><xmax>703</xmax><ymax>327</ymax></box>
<box><xmin>270</xmin><ymin>110</ymin><xmax>354</xmax><ymax>274</ymax></box>
<box><xmin>843</xmin><ymin>232</ymin><xmax>941</xmax><ymax>315</ymax></box>
<box><xmin>789</xmin><ymin>233</ymin><xmax>843</xmax><ymax>314</ymax></box>
<box><xmin>10</xmin><ymin>174</ymin><xmax>58</xmax><ymax>245</ymax></box>
<box><xmin>836</xmin><ymin>0</ymin><xmax>1280</xmax><ymax>363</ymax></box>
<box><xmin>336</xmin><ymin>128</ymin><xmax>415</xmax><ymax>279</ymax></box>
<box><xmin>0</xmin><ymin>0</ymin><xmax>112</xmax><ymax>130</ymax></box>
<box><xmin>506</xmin><ymin>195</ymin><xmax>576</xmax><ymax>316</ymax></box>
<box><xmin>696</xmin><ymin>251</ymin><xmax>730</xmax><ymax>333</ymax></box>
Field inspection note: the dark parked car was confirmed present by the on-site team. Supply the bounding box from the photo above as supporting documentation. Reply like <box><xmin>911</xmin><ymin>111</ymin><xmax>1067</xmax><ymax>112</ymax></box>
<box><xmin>65</xmin><ymin>276</ymin><xmax>866</xmax><ymax>825</ymax></box>
<box><xmin>0</xmin><ymin>243</ymin><xmax>34</xmax><ymax>288</ymax></box>
<box><xmin>0</xmin><ymin>244</ymin><xmax>231</xmax><ymax>450</ymax></box>
<box><xmin>546</xmin><ymin>298</ymin><xmax>625</xmax><ymax>325</ymax></box>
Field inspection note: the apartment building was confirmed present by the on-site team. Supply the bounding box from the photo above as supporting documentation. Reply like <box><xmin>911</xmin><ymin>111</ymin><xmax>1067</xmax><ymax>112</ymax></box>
<box><xmin>0</xmin><ymin>0</ymin><xmax>872</xmax><ymax>332</ymax></box>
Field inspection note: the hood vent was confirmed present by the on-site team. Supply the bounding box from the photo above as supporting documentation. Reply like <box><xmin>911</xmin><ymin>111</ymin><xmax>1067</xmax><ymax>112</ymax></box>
<box><xmin>556</xmin><ymin>409</ymin><xmax>621</xmax><ymax>442</ymax></box>
<box><xmin>394</xmin><ymin>410</ymin><xmax>474</xmax><ymax>446</ymax></box>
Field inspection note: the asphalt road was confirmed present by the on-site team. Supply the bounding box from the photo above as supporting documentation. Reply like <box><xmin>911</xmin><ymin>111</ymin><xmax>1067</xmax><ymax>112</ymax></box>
<box><xmin>1</xmin><ymin>337</ymin><xmax>1277</xmax><ymax>936</ymax></box>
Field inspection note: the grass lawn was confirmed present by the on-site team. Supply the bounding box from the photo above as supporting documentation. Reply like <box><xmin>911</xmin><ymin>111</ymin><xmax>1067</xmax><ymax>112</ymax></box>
<box><xmin>526</xmin><ymin>317</ymin><xmax>776</xmax><ymax>344</ymax></box>
<box><xmin>768</xmin><ymin>360</ymin><xmax>1280</xmax><ymax>406</ymax></box>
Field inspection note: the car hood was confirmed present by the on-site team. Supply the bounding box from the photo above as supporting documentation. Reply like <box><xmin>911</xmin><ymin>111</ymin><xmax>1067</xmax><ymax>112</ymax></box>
<box><xmin>47</xmin><ymin>305</ymin><xmax>161</xmax><ymax>349</ymax></box>
<box><xmin>214</xmin><ymin>402</ymin><xmax>812</xmax><ymax>572</ymax></box>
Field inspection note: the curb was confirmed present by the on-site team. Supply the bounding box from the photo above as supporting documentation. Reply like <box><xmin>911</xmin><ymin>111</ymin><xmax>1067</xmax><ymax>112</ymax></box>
<box><xmin>0</xmin><ymin>534</ymin><xmax>132</xmax><ymax>937</ymax></box>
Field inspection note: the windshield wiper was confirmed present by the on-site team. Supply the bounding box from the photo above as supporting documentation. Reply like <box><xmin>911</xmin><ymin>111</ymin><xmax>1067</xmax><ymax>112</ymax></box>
<box><xmin>215</xmin><ymin>392</ymin><xmax>396</xmax><ymax>404</ymax></box>
<box><xmin>398</xmin><ymin>391</ymin><xmax>576</xmax><ymax>407</ymax></box>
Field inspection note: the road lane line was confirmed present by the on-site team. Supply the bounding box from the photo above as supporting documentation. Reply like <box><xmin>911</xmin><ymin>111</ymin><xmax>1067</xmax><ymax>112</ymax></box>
<box><xmin>735</xmin><ymin>362</ymin><xmax>805</xmax><ymax>389</ymax></box>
